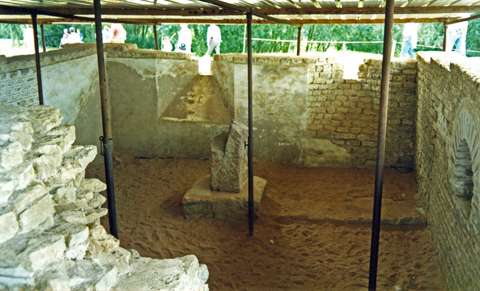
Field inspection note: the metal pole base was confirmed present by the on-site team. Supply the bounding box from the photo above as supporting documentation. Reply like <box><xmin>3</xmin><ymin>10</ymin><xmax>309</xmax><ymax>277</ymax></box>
<box><xmin>101</xmin><ymin>137</ymin><xmax>119</xmax><ymax>238</ymax></box>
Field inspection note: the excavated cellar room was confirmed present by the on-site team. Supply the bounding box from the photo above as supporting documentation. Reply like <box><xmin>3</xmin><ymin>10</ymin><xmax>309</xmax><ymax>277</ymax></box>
<box><xmin>1</xmin><ymin>0</ymin><xmax>480</xmax><ymax>290</ymax></box>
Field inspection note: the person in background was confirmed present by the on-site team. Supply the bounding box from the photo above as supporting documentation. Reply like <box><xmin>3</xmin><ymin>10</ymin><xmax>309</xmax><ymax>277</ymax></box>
<box><xmin>60</xmin><ymin>28</ymin><xmax>69</xmax><ymax>47</ymax></box>
<box><xmin>110</xmin><ymin>23</ymin><xmax>127</xmax><ymax>43</ymax></box>
<box><xmin>76</xmin><ymin>29</ymin><xmax>83</xmax><ymax>43</ymax></box>
<box><xmin>206</xmin><ymin>24</ymin><xmax>221</xmax><ymax>56</ymax></box>
<box><xmin>446</xmin><ymin>21</ymin><xmax>468</xmax><ymax>55</ymax></box>
<box><xmin>175</xmin><ymin>24</ymin><xmax>192</xmax><ymax>53</ymax></box>
<box><xmin>400</xmin><ymin>23</ymin><xmax>419</xmax><ymax>58</ymax></box>
<box><xmin>162</xmin><ymin>36</ymin><xmax>173</xmax><ymax>52</ymax></box>
<box><xmin>68</xmin><ymin>27</ymin><xmax>82</xmax><ymax>44</ymax></box>
<box><xmin>102</xmin><ymin>25</ymin><xmax>112</xmax><ymax>43</ymax></box>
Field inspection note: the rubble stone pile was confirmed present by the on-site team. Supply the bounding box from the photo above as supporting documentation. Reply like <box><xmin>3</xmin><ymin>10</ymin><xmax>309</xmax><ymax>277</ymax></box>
<box><xmin>0</xmin><ymin>102</ymin><xmax>208</xmax><ymax>290</ymax></box>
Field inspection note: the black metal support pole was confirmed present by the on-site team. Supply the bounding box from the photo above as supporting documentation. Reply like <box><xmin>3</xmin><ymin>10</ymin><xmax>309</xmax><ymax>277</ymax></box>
<box><xmin>442</xmin><ymin>22</ymin><xmax>448</xmax><ymax>51</ymax></box>
<box><xmin>94</xmin><ymin>0</ymin><xmax>118</xmax><ymax>239</ymax></box>
<box><xmin>367</xmin><ymin>0</ymin><xmax>394</xmax><ymax>289</ymax></box>
<box><xmin>247</xmin><ymin>10</ymin><xmax>255</xmax><ymax>237</ymax></box>
<box><xmin>153</xmin><ymin>24</ymin><xmax>159</xmax><ymax>50</ymax></box>
<box><xmin>31</xmin><ymin>14</ymin><xmax>44</xmax><ymax>105</ymax></box>
<box><xmin>296</xmin><ymin>25</ymin><xmax>302</xmax><ymax>56</ymax></box>
<box><xmin>40</xmin><ymin>24</ymin><xmax>46</xmax><ymax>53</ymax></box>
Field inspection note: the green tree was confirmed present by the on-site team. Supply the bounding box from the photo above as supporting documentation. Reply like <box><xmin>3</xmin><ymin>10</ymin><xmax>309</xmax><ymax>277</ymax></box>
<box><xmin>1</xmin><ymin>21</ymin><xmax>480</xmax><ymax>57</ymax></box>
<box><xmin>0</xmin><ymin>23</ymin><xmax>25</xmax><ymax>45</ymax></box>
<box><xmin>467</xmin><ymin>19</ymin><xmax>480</xmax><ymax>56</ymax></box>
<box><xmin>416</xmin><ymin>23</ymin><xmax>444</xmax><ymax>52</ymax></box>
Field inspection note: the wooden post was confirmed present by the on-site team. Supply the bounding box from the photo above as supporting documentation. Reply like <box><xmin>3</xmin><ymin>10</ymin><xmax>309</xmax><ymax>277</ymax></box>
<box><xmin>31</xmin><ymin>14</ymin><xmax>44</xmax><ymax>105</ymax></box>
<box><xmin>153</xmin><ymin>23</ymin><xmax>159</xmax><ymax>50</ymax></box>
<box><xmin>94</xmin><ymin>0</ymin><xmax>119</xmax><ymax>238</ymax></box>
<box><xmin>40</xmin><ymin>24</ymin><xmax>46</xmax><ymax>53</ymax></box>
<box><xmin>443</xmin><ymin>22</ymin><xmax>448</xmax><ymax>51</ymax></box>
<box><xmin>242</xmin><ymin>23</ymin><xmax>247</xmax><ymax>53</ymax></box>
<box><xmin>247</xmin><ymin>10</ymin><xmax>255</xmax><ymax>237</ymax></box>
<box><xmin>368</xmin><ymin>0</ymin><xmax>394</xmax><ymax>289</ymax></box>
<box><xmin>296</xmin><ymin>25</ymin><xmax>302</xmax><ymax>56</ymax></box>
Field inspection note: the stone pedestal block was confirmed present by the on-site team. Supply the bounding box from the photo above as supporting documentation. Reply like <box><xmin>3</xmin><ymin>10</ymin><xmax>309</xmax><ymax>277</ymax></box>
<box><xmin>210</xmin><ymin>122</ymin><xmax>248</xmax><ymax>193</ymax></box>
<box><xmin>183</xmin><ymin>175</ymin><xmax>266</xmax><ymax>221</ymax></box>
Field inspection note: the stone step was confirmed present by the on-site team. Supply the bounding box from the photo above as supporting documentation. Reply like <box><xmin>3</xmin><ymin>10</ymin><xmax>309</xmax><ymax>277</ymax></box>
<box><xmin>18</xmin><ymin>194</ymin><xmax>55</xmax><ymax>234</ymax></box>
<box><xmin>35</xmin><ymin>125</ymin><xmax>76</xmax><ymax>155</ymax></box>
<box><xmin>27</xmin><ymin>106</ymin><xmax>63</xmax><ymax>135</ymax></box>
<box><xmin>37</xmin><ymin>259</ymin><xmax>118</xmax><ymax>291</ymax></box>
<box><xmin>49</xmin><ymin>221</ymin><xmax>90</xmax><ymax>260</ymax></box>
<box><xmin>0</xmin><ymin>161</ymin><xmax>35</xmax><ymax>204</ymax></box>
<box><xmin>49</xmin><ymin>145</ymin><xmax>97</xmax><ymax>187</ymax></box>
<box><xmin>0</xmin><ymin>233</ymin><xmax>66</xmax><ymax>287</ymax></box>
<box><xmin>115</xmin><ymin>255</ymin><xmax>208</xmax><ymax>291</ymax></box>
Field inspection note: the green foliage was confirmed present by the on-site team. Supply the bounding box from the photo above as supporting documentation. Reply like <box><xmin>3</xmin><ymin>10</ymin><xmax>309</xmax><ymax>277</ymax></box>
<box><xmin>467</xmin><ymin>19</ymin><xmax>480</xmax><ymax>56</ymax></box>
<box><xmin>1</xmin><ymin>21</ymin><xmax>480</xmax><ymax>56</ymax></box>
<box><xmin>251</xmin><ymin>24</ymin><xmax>297</xmax><ymax>53</ymax></box>
<box><xmin>304</xmin><ymin>24</ymin><xmax>403</xmax><ymax>54</ymax></box>
<box><xmin>218</xmin><ymin>25</ymin><xmax>245</xmax><ymax>53</ymax></box>
<box><xmin>416</xmin><ymin>23</ymin><xmax>444</xmax><ymax>52</ymax></box>
<box><xmin>0</xmin><ymin>24</ymin><xmax>24</xmax><ymax>45</ymax></box>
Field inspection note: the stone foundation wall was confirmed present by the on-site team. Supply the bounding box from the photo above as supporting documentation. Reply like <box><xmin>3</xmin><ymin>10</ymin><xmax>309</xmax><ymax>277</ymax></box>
<box><xmin>105</xmin><ymin>47</ymin><xmax>227</xmax><ymax>159</ymax></box>
<box><xmin>0</xmin><ymin>102</ymin><xmax>208</xmax><ymax>290</ymax></box>
<box><xmin>214</xmin><ymin>53</ymin><xmax>417</xmax><ymax>167</ymax></box>
<box><xmin>213</xmin><ymin>54</ymin><xmax>314</xmax><ymax>165</ymax></box>
<box><xmin>416</xmin><ymin>52</ymin><xmax>480</xmax><ymax>290</ymax></box>
<box><xmin>0</xmin><ymin>45</ymin><xmax>102</xmax><ymax>148</ymax></box>
<box><xmin>0</xmin><ymin>45</ymin><xmax>215</xmax><ymax>158</ymax></box>
<box><xmin>0</xmin><ymin>45</ymin><xmax>97</xmax><ymax>108</ymax></box>
<box><xmin>1</xmin><ymin>47</ymin><xmax>417</xmax><ymax>167</ymax></box>
<box><xmin>306</xmin><ymin>55</ymin><xmax>416</xmax><ymax>167</ymax></box>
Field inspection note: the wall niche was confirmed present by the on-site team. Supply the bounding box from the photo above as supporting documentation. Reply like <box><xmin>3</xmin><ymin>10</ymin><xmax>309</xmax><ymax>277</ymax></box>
<box><xmin>450</xmin><ymin>103</ymin><xmax>480</xmax><ymax>232</ymax></box>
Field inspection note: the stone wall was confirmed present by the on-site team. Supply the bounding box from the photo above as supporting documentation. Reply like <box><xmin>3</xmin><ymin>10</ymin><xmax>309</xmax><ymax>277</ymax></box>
<box><xmin>416</xmin><ymin>52</ymin><xmax>480</xmax><ymax>290</ymax></box>
<box><xmin>106</xmin><ymin>47</ymin><xmax>228</xmax><ymax>159</ymax></box>
<box><xmin>0</xmin><ymin>45</ymin><xmax>97</xmax><ymax>108</ymax></box>
<box><xmin>0</xmin><ymin>102</ymin><xmax>208</xmax><ymax>290</ymax></box>
<box><xmin>213</xmin><ymin>54</ymin><xmax>314</xmax><ymax>165</ymax></box>
<box><xmin>305</xmin><ymin>55</ymin><xmax>417</xmax><ymax>167</ymax></box>
<box><xmin>214</xmin><ymin>53</ymin><xmax>417</xmax><ymax>167</ymax></box>
<box><xmin>0</xmin><ymin>45</ymin><xmax>102</xmax><ymax>148</ymax></box>
<box><xmin>1</xmin><ymin>47</ymin><xmax>417</xmax><ymax>167</ymax></box>
<box><xmin>0</xmin><ymin>44</ymin><xmax>222</xmax><ymax>158</ymax></box>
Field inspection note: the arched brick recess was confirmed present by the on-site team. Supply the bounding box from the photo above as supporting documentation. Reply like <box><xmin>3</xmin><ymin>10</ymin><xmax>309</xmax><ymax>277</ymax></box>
<box><xmin>450</xmin><ymin>100</ymin><xmax>480</xmax><ymax>231</ymax></box>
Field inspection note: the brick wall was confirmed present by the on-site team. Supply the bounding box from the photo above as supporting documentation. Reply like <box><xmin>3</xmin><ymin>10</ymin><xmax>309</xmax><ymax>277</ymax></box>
<box><xmin>2</xmin><ymin>49</ymin><xmax>418</xmax><ymax>168</ymax></box>
<box><xmin>213</xmin><ymin>53</ymin><xmax>417</xmax><ymax>167</ymax></box>
<box><xmin>416</xmin><ymin>52</ymin><xmax>480</xmax><ymax>290</ymax></box>
<box><xmin>306</xmin><ymin>56</ymin><xmax>417</xmax><ymax>167</ymax></box>
<box><xmin>0</xmin><ymin>62</ymin><xmax>37</xmax><ymax>106</ymax></box>
<box><xmin>0</xmin><ymin>45</ymin><xmax>97</xmax><ymax>107</ymax></box>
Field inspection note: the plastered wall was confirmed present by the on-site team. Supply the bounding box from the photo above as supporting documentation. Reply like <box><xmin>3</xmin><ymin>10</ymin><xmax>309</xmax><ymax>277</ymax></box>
<box><xmin>106</xmin><ymin>48</ymin><xmax>228</xmax><ymax>158</ymax></box>
<box><xmin>1</xmin><ymin>46</ymin><xmax>417</xmax><ymax>167</ymax></box>
<box><xmin>213</xmin><ymin>53</ymin><xmax>416</xmax><ymax>167</ymax></box>
<box><xmin>416</xmin><ymin>52</ymin><xmax>480</xmax><ymax>290</ymax></box>
<box><xmin>0</xmin><ymin>44</ymin><xmax>102</xmax><ymax>148</ymax></box>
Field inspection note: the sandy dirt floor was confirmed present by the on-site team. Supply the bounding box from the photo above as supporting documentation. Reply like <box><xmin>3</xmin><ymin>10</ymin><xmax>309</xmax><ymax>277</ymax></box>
<box><xmin>87</xmin><ymin>154</ymin><xmax>445</xmax><ymax>291</ymax></box>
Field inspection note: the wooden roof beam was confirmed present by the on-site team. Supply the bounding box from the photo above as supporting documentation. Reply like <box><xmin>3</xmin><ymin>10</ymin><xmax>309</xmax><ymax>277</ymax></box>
<box><xmin>0</xmin><ymin>5</ymin><xmax>477</xmax><ymax>16</ymax></box>
<box><xmin>196</xmin><ymin>0</ymin><xmax>292</xmax><ymax>24</ymax></box>
<box><xmin>0</xmin><ymin>5</ymin><xmax>240</xmax><ymax>17</ymax></box>
<box><xmin>0</xmin><ymin>15</ymin><xmax>456</xmax><ymax>24</ymax></box>
<box><xmin>0</xmin><ymin>4</ymin><xmax>95</xmax><ymax>21</ymax></box>
<box><xmin>446</xmin><ymin>12</ymin><xmax>480</xmax><ymax>24</ymax></box>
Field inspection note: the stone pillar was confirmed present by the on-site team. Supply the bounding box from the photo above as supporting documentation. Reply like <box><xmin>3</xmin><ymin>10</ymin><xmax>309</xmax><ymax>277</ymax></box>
<box><xmin>183</xmin><ymin>121</ymin><xmax>267</xmax><ymax>220</ymax></box>
<box><xmin>210</xmin><ymin>121</ymin><xmax>248</xmax><ymax>193</ymax></box>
